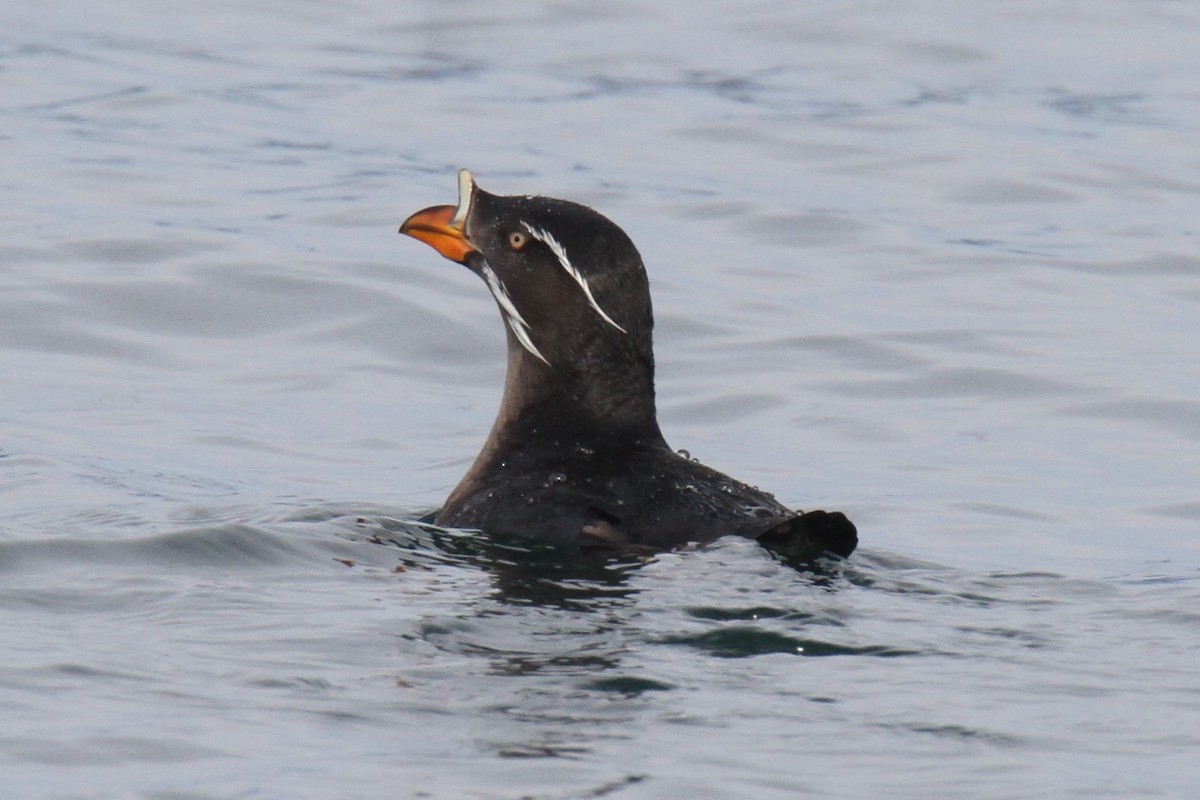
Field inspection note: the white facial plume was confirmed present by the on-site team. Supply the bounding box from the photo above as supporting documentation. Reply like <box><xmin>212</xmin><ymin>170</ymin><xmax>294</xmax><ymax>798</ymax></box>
<box><xmin>520</xmin><ymin>222</ymin><xmax>627</xmax><ymax>334</ymax></box>
<box><xmin>480</xmin><ymin>263</ymin><xmax>549</xmax><ymax>365</ymax></box>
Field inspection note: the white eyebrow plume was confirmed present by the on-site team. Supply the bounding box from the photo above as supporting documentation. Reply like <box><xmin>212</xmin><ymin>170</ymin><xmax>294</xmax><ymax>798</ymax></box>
<box><xmin>520</xmin><ymin>222</ymin><xmax>627</xmax><ymax>334</ymax></box>
<box><xmin>451</xmin><ymin>169</ymin><xmax>474</xmax><ymax>228</ymax></box>
<box><xmin>481</xmin><ymin>263</ymin><xmax>549</xmax><ymax>365</ymax></box>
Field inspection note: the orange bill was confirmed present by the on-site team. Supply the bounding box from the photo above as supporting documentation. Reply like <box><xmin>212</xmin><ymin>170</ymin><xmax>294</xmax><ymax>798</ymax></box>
<box><xmin>399</xmin><ymin>204</ymin><xmax>477</xmax><ymax>264</ymax></box>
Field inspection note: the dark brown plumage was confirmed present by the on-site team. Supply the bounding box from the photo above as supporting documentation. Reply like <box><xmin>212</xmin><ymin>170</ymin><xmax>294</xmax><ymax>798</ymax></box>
<box><xmin>399</xmin><ymin>170</ymin><xmax>856</xmax><ymax>563</ymax></box>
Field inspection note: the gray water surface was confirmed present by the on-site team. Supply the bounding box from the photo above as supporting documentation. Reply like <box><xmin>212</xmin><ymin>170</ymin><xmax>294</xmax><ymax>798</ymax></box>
<box><xmin>4</xmin><ymin>2</ymin><xmax>1199</xmax><ymax>798</ymax></box>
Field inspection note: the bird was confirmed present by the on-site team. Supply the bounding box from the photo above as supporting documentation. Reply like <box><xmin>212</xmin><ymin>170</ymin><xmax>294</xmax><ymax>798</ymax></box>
<box><xmin>398</xmin><ymin>170</ymin><xmax>856</xmax><ymax>563</ymax></box>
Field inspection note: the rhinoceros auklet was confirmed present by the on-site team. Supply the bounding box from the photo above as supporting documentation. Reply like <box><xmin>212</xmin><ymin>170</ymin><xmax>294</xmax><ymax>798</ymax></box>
<box><xmin>399</xmin><ymin>170</ymin><xmax>856</xmax><ymax>562</ymax></box>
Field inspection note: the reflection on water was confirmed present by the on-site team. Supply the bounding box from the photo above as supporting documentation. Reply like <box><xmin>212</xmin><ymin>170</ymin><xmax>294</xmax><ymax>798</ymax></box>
<box><xmin>362</xmin><ymin>515</ymin><xmax>645</xmax><ymax>611</ymax></box>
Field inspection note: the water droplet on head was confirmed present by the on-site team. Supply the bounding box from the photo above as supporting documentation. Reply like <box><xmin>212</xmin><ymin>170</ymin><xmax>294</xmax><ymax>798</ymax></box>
<box><xmin>676</xmin><ymin>449</ymin><xmax>690</xmax><ymax>460</ymax></box>
<box><xmin>549</xmin><ymin>471</ymin><xmax>567</xmax><ymax>484</ymax></box>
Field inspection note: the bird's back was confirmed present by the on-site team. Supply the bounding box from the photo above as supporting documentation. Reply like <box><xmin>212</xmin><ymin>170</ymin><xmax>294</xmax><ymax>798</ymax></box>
<box><xmin>437</xmin><ymin>443</ymin><xmax>855</xmax><ymax>560</ymax></box>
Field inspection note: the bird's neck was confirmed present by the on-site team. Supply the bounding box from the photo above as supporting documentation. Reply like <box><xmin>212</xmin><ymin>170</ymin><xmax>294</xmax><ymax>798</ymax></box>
<box><xmin>440</xmin><ymin>335</ymin><xmax>664</xmax><ymax>520</ymax></box>
<box><xmin>493</xmin><ymin>339</ymin><xmax>664</xmax><ymax>451</ymax></box>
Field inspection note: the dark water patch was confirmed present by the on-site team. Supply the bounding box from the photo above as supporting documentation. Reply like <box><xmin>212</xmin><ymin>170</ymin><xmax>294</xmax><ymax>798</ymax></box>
<box><xmin>1045</xmin><ymin>89</ymin><xmax>1153</xmax><ymax>124</ymax></box>
<box><xmin>16</xmin><ymin>82</ymin><xmax>154</xmax><ymax>114</ymax></box>
<box><xmin>952</xmin><ymin>625</ymin><xmax>1051</xmax><ymax>650</ymax></box>
<box><xmin>352</xmin><ymin>514</ymin><xmax>648</xmax><ymax>610</ymax></box>
<box><xmin>583</xmin><ymin>676</ymin><xmax>674</xmax><ymax>695</ymax></box>
<box><xmin>948</xmin><ymin>236</ymin><xmax>1057</xmax><ymax>257</ymax></box>
<box><xmin>257</xmin><ymin>137</ymin><xmax>333</xmax><ymax>151</ymax></box>
<box><xmin>415</xmin><ymin>612</ymin><xmax>627</xmax><ymax>677</ymax></box>
<box><xmin>685</xmin><ymin>605</ymin><xmax>793</xmax><ymax>621</ymax></box>
<box><xmin>890</xmin><ymin>722</ymin><xmax>1027</xmax><ymax>748</ymax></box>
<box><xmin>576</xmin><ymin>774</ymin><xmax>647</xmax><ymax>797</ymax></box>
<box><xmin>318</xmin><ymin>52</ymin><xmax>484</xmax><ymax>84</ymax></box>
<box><xmin>683</xmin><ymin>605</ymin><xmax>847</xmax><ymax>628</ymax></box>
<box><xmin>486</xmin><ymin>651</ymin><xmax>625</xmax><ymax>678</ymax></box>
<box><xmin>247</xmin><ymin>675</ymin><xmax>335</xmax><ymax>692</ymax></box>
<box><xmin>659</xmin><ymin>626</ymin><xmax>916</xmax><ymax>658</ymax></box>
<box><xmin>902</xmin><ymin>86</ymin><xmax>984</xmax><ymax>107</ymax></box>
<box><xmin>540</xmin><ymin>67</ymin><xmax>802</xmax><ymax>108</ymax></box>
<box><xmin>494</xmin><ymin>741</ymin><xmax>592</xmax><ymax>760</ymax></box>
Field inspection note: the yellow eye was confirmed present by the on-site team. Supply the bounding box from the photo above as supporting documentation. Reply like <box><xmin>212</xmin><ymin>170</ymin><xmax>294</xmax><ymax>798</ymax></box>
<box><xmin>508</xmin><ymin>230</ymin><xmax>528</xmax><ymax>250</ymax></box>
